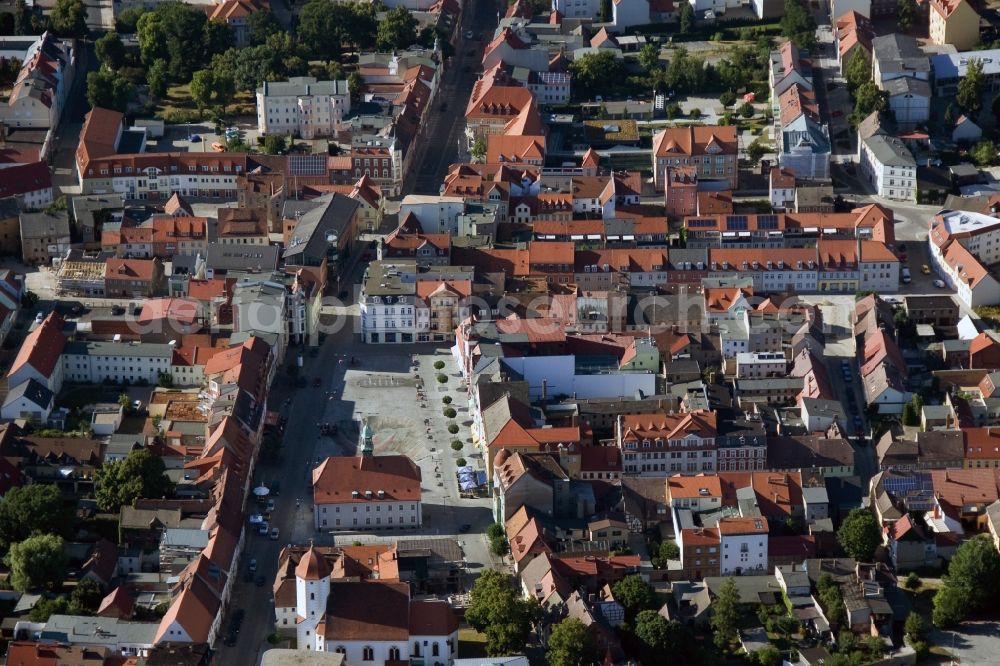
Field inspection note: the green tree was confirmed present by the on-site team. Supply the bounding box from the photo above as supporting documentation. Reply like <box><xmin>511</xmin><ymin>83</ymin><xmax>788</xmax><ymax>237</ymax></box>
<box><xmin>486</xmin><ymin>523</ymin><xmax>508</xmax><ymax>556</ymax></box>
<box><xmin>719</xmin><ymin>90</ymin><xmax>736</xmax><ymax>107</ymax></box>
<box><xmin>652</xmin><ymin>539</ymin><xmax>679</xmax><ymax>567</ymax></box>
<box><xmin>739</xmin><ymin>101</ymin><xmax>755</xmax><ymax>118</ymax></box>
<box><xmin>465</xmin><ymin>569</ymin><xmax>534</xmax><ymax>656</ymax></box>
<box><xmin>137</xmin><ymin>3</ymin><xmax>215</xmax><ymax>81</ymax></box>
<box><xmin>189</xmin><ymin>69</ymin><xmax>214</xmax><ymax>114</ymax></box>
<box><xmin>747</xmin><ymin>139</ymin><xmax>767</xmax><ymax>166</ymax></box>
<box><xmin>754</xmin><ymin>645</ymin><xmax>782</xmax><ymax>666</ymax></box>
<box><xmin>634</xmin><ymin>610</ymin><xmax>695</xmax><ymax>661</ymax></box>
<box><xmin>844</xmin><ymin>49</ymin><xmax>871</xmax><ymax>93</ymax></box>
<box><xmin>933</xmin><ymin>585</ymin><xmax>966</xmax><ymax>627</ymax></box>
<box><xmin>0</xmin><ymin>485</ymin><xmax>73</xmax><ymax>554</ymax></box>
<box><xmin>50</xmin><ymin>0</ymin><xmax>87</xmax><ymax>38</ymax></box>
<box><xmin>87</xmin><ymin>69</ymin><xmax>132</xmax><ymax>112</ymax></box>
<box><xmin>214</xmin><ymin>71</ymin><xmax>236</xmax><ymax>111</ymax></box>
<box><xmin>837</xmin><ymin>509</ymin><xmax>881</xmax><ymax>561</ymax></box>
<box><xmin>262</xmin><ymin>134</ymin><xmax>288</xmax><ymax>154</ymax></box>
<box><xmin>6</xmin><ymin>534</ymin><xmax>67</xmax><ymax>592</ymax></box>
<box><xmin>780</xmin><ymin>0</ymin><xmax>816</xmax><ymax>49</ymax></box>
<box><xmin>94</xmin><ymin>448</ymin><xmax>173</xmax><ymax>512</ymax></box>
<box><xmin>95</xmin><ymin>32</ymin><xmax>126</xmax><ymax>70</ymax></box>
<box><xmin>247</xmin><ymin>9</ymin><xmax>280</xmax><ymax>45</ymax></box>
<box><xmin>945</xmin><ymin>534</ymin><xmax>1000</xmax><ymax>609</ymax></box>
<box><xmin>147</xmin><ymin>58</ymin><xmax>169</xmax><ymax>101</ymax></box>
<box><xmin>904</xmin><ymin>571</ymin><xmax>920</xmax><ymax>591</ymax></box>
<box><xmin>348</xmin><ymin>71</ymin><xmax>364</xmax><ymax>103</ymax></box>
<box><xmin>639</xmin><ymin>43</ymin><xmax>660</xmax><ymax>72</ymax></box>
<box><xmin>710</xmin><ymin>577</ymin><xmax>740</xmax><ymax>651</ymax></box>
<box><xmin>848</xmin><ymin>82</ymin><xmax>888</xmax><ymax>128</ymax></box>
<box><xmin>972</xmin><ymin>140</ymin><xmax>998</xmax><ymax>167</ymax></box>
<box><xmin>115</xmin><ymin>7</ymin><xmax>145</xmax><ymax>33</ymax></box>
<box><xmin>546</xmin><ymin>618</ymin><xmax>597</xmax><ymax>666</ymax></box>
<box><xmin>956</xmin><ymin>57</ymin><xmax>984</xmax><ymax>117</ymax></box>
<box><xmin>202</xmin><ymin>19</ymin><xmax>233</xmax><ymax>60</ymax></box>
<box><xmin>377</xmin><ymin>6</ymin><xmax>417</xmax><ymax>51</ymax></box>
<box><xmin>70</xmin><ymin>578</ymin><xmax>104</xmax><ymax>615</ymax></box>
<box><xmin>29</xmin><ymin>596</ymin><xmax>69</xmax><ymax>621</ymax></box>
<box><xmin>897</xmin><ymin>0</ymin><xmax>918</xmax><ymax>31</ymax></box>
<box><xmin>612</xmin><ymin>574</ymin><xmax>657</xmax><ymax>621</ymax></box>
<box><xmin>901</xmin><ymin>401</ymin><xmax>918</xmax><ymax>426</ymax></box>
<box><xmin>470</xmin><ymin>136</ymin><xmax>486</xmax><ymax>162</ymax></box>
<box><xmin>679</xmin><ymin>2</ymin><xmax>694</xmax><ymax>34</ymax></box>
<box><xmin>570</xmin><ymin>51</ymin><xmax>627</xmax><ymax>97</ymax></box>
<box><xmin>298</xmin><ymin>0</ymin><xmax>336</xmax><ymax>59</ymax></box>
<box><xmin>904</xmin><ymin>612</ymin><xmax>926</xmax><ymax>642</ymax></box>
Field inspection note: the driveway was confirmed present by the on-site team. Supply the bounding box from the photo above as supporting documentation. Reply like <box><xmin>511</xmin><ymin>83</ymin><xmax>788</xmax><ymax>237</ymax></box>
<box><xmin>931</xmin><ymin>621</ymin><xmax>1000</xmax><ymax>665</ymax></box>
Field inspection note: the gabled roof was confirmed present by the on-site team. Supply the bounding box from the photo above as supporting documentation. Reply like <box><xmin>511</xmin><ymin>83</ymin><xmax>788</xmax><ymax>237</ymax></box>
<box><xmin>312</xmin><ymin>455</ymin><xmax>422</xmax><ymax>503</ymax></box>
<box><xmin>0</xmin><ymin>161</ymin><xmax>51</xmax><ymax>198</ymax></box>
<box><xmin>653</xmin><ymin>126</ymin><xmax>738</xmax><ymax>157</ymax></box>
<box><xmin>8</xmin><ymin>312</ymin><xmax>65</xmax><ymax>380</ymax></box>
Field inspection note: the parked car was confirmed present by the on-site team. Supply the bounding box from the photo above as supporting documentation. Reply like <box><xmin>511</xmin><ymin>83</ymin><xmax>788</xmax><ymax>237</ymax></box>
<box><xmin>211</xmin><ymin>142</ymin><xmax>225</xmax><ymax>152</ymax></box>
<box><xmin>921</xmin><ymin>264</ymin><xmax>931</xmax><ymax>275</ymax></box>
<box><xmin>933</xmin><ymin>279</ymin><xmax>946</xmax><ymax>288</ymax></box>
<box><xmin>266</xmin><ymin>498</ymin><xmax>275</xmax><ymax>512</ymax></box>
<box><xmin>258</xmin><ymin>522</ymin><xmax>268</xmax><ymax>535</ymax></box>
<box><xmin>248</xmin><ymin>558</ymin><xmax>257</xmax><ymax>572</ymax></box>
<box><xmin>464</xmin><ymin>30</ymin><xmax>474</xmax><ymax>39</ymax></box>
<box><xmin>901</xmin><ymin>267</ymin><xmax>912</xmax><ymax>284</ymax></box>
<box><xmin>458</xmin><ymin>523</ymin><xmax>472</xmax><ymax>533</ymax></box>
<box><xmin>313</xmin><ymin>377</ymin><xmax>322</xmax><ymax>388</ymax></box>
<box><xmin>270</xmin><ymin>527</ymin><xmax>279</xmax><ymax>540</ymax></box>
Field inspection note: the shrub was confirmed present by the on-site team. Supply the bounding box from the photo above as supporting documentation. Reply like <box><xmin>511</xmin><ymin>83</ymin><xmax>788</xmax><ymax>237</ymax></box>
<box><xmin>688</xmin><ymin>108</ymin><xmax>701</xmax><ymax>119</ymax></box>
<box><xmin>161</xmin><ymin>108</ymin><xmax>202</xmax><ymax>124</ymax></box>
<box><xmin>443</xmin><ymin>407</ymin><xmax>457</xmax><ymax>418</ymax></box>
<box><xmin>450</xmin><ymin>440</ymin><xmax>463</xmax><ymax>451</ymax></box>
<box><xmin>456</xmin><ymin>457</ymin><xmax>466</xmax><ymax>466</ymax></box>
<box><xmin>905</xmin><ymin>571</ymin><xmax>921</xmax><ymax>591</ymax></box>
<box><xmin>442</xmin><ymin>395</ymin><xmax>452</xmax><ymax>405</ymax></box>
<box><xmin>436</xmin><ymin>374</ymin><xmax>448</xmax><ymax>383</ymax></box>
<box><xmin>448</xmin><ymin>424</ymin><xmax>459</xmax><ymax>434</ymax></box>
<box><xmin>433</xmin><ymin>360</ymin><xmax>445</xmax><ymax>370</ymax></box>
<box><xmin>740</xmin><ymin>102</ymin><xmax>755</xmax><ymax>118</ymax></box>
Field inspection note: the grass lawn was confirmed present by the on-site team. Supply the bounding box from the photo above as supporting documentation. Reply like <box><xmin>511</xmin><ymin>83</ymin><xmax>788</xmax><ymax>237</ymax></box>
<box><xmin>457</xmin><ymin>628</ymin><xmax>488</xmax><ymax>658</ymax></box>
<box><xmin>155</xmin><ymin>83</ymin><xmax>256</xmax><ymax>124</ymax></box>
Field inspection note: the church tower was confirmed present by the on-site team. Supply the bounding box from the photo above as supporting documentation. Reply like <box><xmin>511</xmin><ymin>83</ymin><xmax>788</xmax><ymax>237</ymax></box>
<box><xmin>295</xmin><ymin>543</ymin><xmax>331</xmax><ymax>650</ymax></box>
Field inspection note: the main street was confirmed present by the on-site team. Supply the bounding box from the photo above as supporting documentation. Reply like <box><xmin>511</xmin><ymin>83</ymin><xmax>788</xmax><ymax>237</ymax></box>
<box><xmin>219</xmin><ymin>255</ymin><xmax>496</xmax><ymax>664</ymax></box>
<box><xmin>406</xmin><ymin>0</ymin><xmax>503</xmax><ymax>194</ymax></box>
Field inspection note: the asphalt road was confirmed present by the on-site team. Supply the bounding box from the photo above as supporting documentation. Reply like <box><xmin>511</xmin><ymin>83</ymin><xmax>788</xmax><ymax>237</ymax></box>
<box><xmin>406</xmin><ymin>0</ymin><xmax>504</xmax><ymax>194</ymax></box>
<box><xmin>217</xmin><ymin>253</ymin><xmax>498</xmax><ymax>664</ymax></box>
<box><xmin>216</xmin><ymin>251</ymin><xmax>373</xmax><ymax>665</ymax></box>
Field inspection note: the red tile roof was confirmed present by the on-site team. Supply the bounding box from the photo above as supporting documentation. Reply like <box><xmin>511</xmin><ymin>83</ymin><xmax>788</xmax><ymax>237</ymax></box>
<box><xmin>653</xmin><ymin>126</ymin><xmax>738</xmax><ymax>157</ymax></box>
<box><xmin>137</xmin><ymin>298</ymin><xmax>199</xmax><ymax>325</ymax></box>
<box><xmin>0</xmin><ymin>161</ymin><xmax>51</xmax><ymax>198</ymax></box>
<box><xmin>312</xmin><ymin>455</ymin><xmax>422</xmax><ymax>503</ymax></box>
<box><xmin>8</xmin><ymin>312</ymin><xmax>65</xmax><ymax>380</ymax></box>
<box><xmin>105</xmin><ymin>258</ymin><xmax>159</xmax><ymax>281</ymax></box>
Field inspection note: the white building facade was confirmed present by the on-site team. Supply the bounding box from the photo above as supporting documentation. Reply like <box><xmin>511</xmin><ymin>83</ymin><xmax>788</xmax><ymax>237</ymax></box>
<box><xmin>256</xmin><ymin>77</ymin><xmax>351</xmax><ymax>139</ymax></box>
<box><xmin>859</xmin><ymin>134</ymin><xmax>916</xmax><ymax>202</ymax></box>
